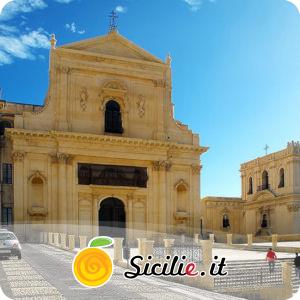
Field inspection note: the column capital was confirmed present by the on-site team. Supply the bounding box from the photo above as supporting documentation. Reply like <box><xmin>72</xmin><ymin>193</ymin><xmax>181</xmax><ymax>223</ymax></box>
<box><xmin>126</xmin><ymin>193</ymin><xmax>134</xmax><ymax>201</ymax></box>
<box><xmin>191</xmin><ymin>164</ymin><xmax>202</xmax><ymax>175</ymax></box>
<box><xmin>56</xmin><ymin>153</ymin><xmax>73</xmax><ymax>164</ymax></box>
<box><xmin>152</xmin><ymin>160</ymin><xmax>172</xmax><ymax>171</ymax></box>
<box><xmin>153</xmin><ymin>79</ymin><xmax>166</xmax><ymax>88</ymax></box>
<box><xmin>12</xmin><ymin>151</ymin><xmax>25</xmax><ymax>162</ymax></box>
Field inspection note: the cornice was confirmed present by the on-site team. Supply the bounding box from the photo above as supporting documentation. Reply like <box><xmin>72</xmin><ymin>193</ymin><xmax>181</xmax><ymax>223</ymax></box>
<box><xmin>244</xmin><ymin>193</ymin><xmax>300</xmax><ymax>208</ymax></box>
<box><xmin>6</xmin><ymin>128</ymin><xmax>208</xmax><ymax>154</ymax></box>
<box><xmin>56</xmin><ymin>47</ymin><xmax>166</xmax><ymax>70</ymax></box>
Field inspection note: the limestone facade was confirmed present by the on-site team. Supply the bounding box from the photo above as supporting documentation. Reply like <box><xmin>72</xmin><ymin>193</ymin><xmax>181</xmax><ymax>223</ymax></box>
<box><xmin>202</xmin><ymin>141</ymin><xmax>300</xmax><ymax>237</ymax></box>
<box><xmin>0</xmin><ymin>31</ymin><xmax>207</xmax><ymax>241</ymax></box>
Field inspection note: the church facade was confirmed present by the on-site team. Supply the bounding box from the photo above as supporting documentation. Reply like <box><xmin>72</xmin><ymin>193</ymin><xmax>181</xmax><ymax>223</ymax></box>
<box><xmin>201</xmin><ymin>141</ymin><xmax>300</xmax><ymax>239</ymax></box>
<box><xmin>0</xmin><ymin>31</ymin><xmax>207</xmax><ymax>242</ymax></box>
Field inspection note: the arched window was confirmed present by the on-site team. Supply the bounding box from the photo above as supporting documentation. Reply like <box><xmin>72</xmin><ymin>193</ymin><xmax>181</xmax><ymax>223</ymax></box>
<box><xmin>278</xmin><ymin>168</ymin><xmax>284</xmax><ymax>188</ymax></box>
<box><xmin>0</xmin><ymin>120</ymin><xmax>12</xmax><ymax>136</ymax></box>
<box><xmin>262</xmin><ymin>170</ymin><xmax>269</xmax><ymax>190</ymax></box>
<box><xmin>223</xmin><ymin>214</ymin><xmax>230</xmax><ymax>229</ymax></box>
<box><xmin>248</xmin><ymin>177</ymin><xmax>253</xmax><ymax>195</ymax></box>
<box><xmin>105</xmin><ymin>100</ymin><xmax>123</xmax><ymax>134</ymax></box>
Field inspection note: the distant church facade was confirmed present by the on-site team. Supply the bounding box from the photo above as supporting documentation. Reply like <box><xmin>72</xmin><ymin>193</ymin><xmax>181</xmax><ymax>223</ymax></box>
<box><xmin>201</xmin><ymin>142</ymin><xmax>300</xmax><ymax>238</ymax></box>
<box><xmin>0</xmin><ymin>30</ymin><xmax>207</xmax><ymax>241</ymax></box>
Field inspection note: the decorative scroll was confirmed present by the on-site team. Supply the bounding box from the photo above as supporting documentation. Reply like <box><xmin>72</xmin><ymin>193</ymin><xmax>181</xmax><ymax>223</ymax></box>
<box><xmin>136</xmin><ymin>95</ymin><xmax>145</xmax><ymax>117</ymax></box>
<box><xmin>78</xmin><ymin>163</ymin><xmax>148</xmax><ymax>188</ymax></box>
<box><xmin>79</xmin><ymin>88</ymin><xmax>88</xmax><ymax>112</ymax></box>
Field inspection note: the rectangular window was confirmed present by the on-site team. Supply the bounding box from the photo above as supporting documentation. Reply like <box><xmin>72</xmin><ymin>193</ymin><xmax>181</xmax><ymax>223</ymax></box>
<box><xmin>2</xmin><ymin>207</ymin><xmax>13</xmax><ymax>225</ymax></box>
<box><xmin>78</xmin><ymin>163</ymin><xmax>148</xmax><ymax>188</ymax></box>
<box><xmin>2</xmin><ymin>163</ymin><xmax>12</xmax><ymax>184</ymax></box>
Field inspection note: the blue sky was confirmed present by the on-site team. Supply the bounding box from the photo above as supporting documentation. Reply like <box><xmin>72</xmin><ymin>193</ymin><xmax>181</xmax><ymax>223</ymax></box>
<box><xmin>0</xmin><ymin>0</ymin><xmax>300</xmax><ymax>197</ymax></box>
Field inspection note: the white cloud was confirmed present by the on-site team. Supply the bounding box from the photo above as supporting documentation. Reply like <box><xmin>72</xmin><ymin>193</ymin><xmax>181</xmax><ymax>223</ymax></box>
<box><xmin>0</xmin><ymin>27</ymin><xmax>49</xmax><ymax>65</ymax></box>
<box><xmin>0</xmin><ymin>49</ymin><xmax>12</xmax><ymax>64</ymax></box>
<box><xmin>0</xmin><ymin>0</ymin><xmax>47</xmax><ymax>21</ymax></box>
<box><xmin>0</xmin><ymin>23</ymin><xmax>18</xmax><ymax>34</ymax></box>
<box><xmin>65</xmin><ymin>22</ymin><xmax>76</xmax><ymax>33</ymax></box>
<box><xmin>65</xmin><ymin>21</ymin><xmax>85</xmax><ymax>34</ymax></box>
<box><xmin>183</xmin><ymin>0</ymin><xmax>202</xmax><ymax>11</ymax></box>
<box><xmin>183</xmin><ymin>0</ymin><xmax>216</xmax><ymax>11</ymax></box>
<box><xmin>54</xmin><ymin>0</ymin><xmax>74</xmax><ymax>3</ymax></box>
<box><xmin>115</xmin><ymin>5</ymin><xmax>127</xmax><ymax>13</ymax></box>
<box><xmin>0</xmin><ymin>0</ymin><xmax>76</xmax><ymax>21</ymax></box>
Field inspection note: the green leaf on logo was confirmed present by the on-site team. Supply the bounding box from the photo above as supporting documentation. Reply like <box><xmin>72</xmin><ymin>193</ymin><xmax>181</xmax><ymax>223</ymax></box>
<box><xmin>89</xmin><ymin>236</ymin><xmax>114</xmax><ymax>248</ymax></box>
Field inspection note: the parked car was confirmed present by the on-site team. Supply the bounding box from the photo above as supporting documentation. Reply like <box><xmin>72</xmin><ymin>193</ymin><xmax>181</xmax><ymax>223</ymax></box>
<box><xmin>0</xmin><ymin>231</ymin><xmax>22</xmax><ymax>260</ymax></box>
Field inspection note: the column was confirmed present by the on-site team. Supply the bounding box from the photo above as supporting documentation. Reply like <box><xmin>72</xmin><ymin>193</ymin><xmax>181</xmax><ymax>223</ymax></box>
<box><xmin>12</xmin><ymin>151</ymin><xmax>25</xmax><ymax>240</ymax></box>
<box><xmin>192</xmin><ymin>165</ymin><xmax>201</xmax><ymax>235</ymax></box>
<box><xmin>127</xmin><ymin>194</ymin><xmax>134</xmax><ymax>243</ymax></box>
<box><xmin>227</xmin><ymin>233</ymin><xmax>233</xmax><ymax>246</ymax></box>
<box><xmin>153</xmin><ymin>80</ymin><xmax>165</xmax><ymax>140</ymax></box>
<box><xmin>137</xmin><ymin>238</ymin><xmax>147</xmax><ymax>256</ymax></box>
<box><xmin>50</xmin><ymin>155</ymin><xmax>58</xmax><ymax>233</ymax></box>
<box><xmin>92</xmin><ymin>196</ymin><xmax>98</xmax><ymax>238</ymax></box>
<box><xmin>181</xmin><ymin>234</ymin><xmax>185</xmax><ymax>244</ymax></box>
<box><xmin>48</xmin><ymin>232</ymin><xmax>53</xmax><ymax>245</ymax></box>
<box><xmin>66</xmin><ymin>156</ymin><xmax>74</xmax><ymax>235</ymax></box>
<box><xmin>159</xmin><ymin>162</ymin><xmax>168</xmax><ymax>234</ymax></box>
<box><xmin>209</xmin><ymin>234</ymin><xmax>215</xmax><ymax>244</ymax></box>
<box><xmin>152</xmin><ymin>162</ymin><xmax>160</xmax><ymax>232</ymax></box>
<box><xmin>57</xmin><ymin>153</ymin><xmax>68</xmax><ymax>234</ymax></box>
<box><xmin>43</xmin><ymin>232</ymin><xmax>48</xmax><ymax>244</ymax></box>
<box><xmin>163</xmin><ymin>239</ymin><xmax>175</xmax><ymax>256</ymax></box>
<box><xmin>68</xmin><ymin>235</ymin><xmax>75</xmax><ymax>251</ymax></box>
<box><xmin>114</xmin><ymin>238</ymin><xmax>124</xmax><ymax>263</ymax></box>
<box><xmin>200</xmin><ymin>240</ymin><xmax>212</xmax><ymax>266</ymax></box>
<box><xmin>144</xmin><ymin>240</ymin><xmax>155</xmax><ymax>257</ymax></box>
<box><xmin>247</xmin><ymin>234</ymin><xmax>253</xmax><ymax>247</ymax></box>
<box><xmin>199</xmin><ymin>240</ymin><xmax>214</xmax><ymax>289</ymax></box>
<box><xmin>79</xmin><ymin>235</ymin><xmax>87</xmax><ymax>249</ymax></box>
<box><xmin>194</xmin><ymin>233</ymin><xmax>199</xmax><ymax>244</ymax></box>
<box><xmin>272</xmin><ymin>234</ymin><xmax>278</xmax><ymax>249</ymax></box>
<box><xmin>53</xmin><ymin>233</ymin><xmax>59</xmax><ymax>247</ymax></box>
<box><xmin>60</xmin><ymin>233</ymin><xmax>67</xmax><ymax>249</ymax></box>
<box><xmin>282</xmin><ymin>262</ymin><xmax>293</xmax><ymax>299</ymax></box>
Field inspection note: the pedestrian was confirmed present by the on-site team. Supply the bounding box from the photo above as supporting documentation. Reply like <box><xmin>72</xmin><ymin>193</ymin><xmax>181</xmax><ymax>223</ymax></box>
<box><xmin>294</xmin><ymin>253</ymin><xmax>300</xmax><ymax>279</ymax></box>
<box><xmin>266</xmin><ymin>248</ymin><xmax>277</xmax><ymax>273</ymax></box>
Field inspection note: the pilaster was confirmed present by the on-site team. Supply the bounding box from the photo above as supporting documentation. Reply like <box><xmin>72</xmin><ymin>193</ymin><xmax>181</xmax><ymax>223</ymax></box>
<box><xmin>57</xmin><ymin>153</ymin><xmax>68</xmax><ymax>233</ymax></box>
<box><xmin>12</xmin><ymin>151</ymin><xmax>25</xmax><ymax>240</ymax></box>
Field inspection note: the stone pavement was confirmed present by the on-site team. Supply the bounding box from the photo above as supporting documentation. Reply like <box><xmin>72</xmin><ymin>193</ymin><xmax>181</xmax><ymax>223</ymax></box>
<box><xmin>0</xmin><ymin>244</ymin><xmax>244</xmax><ymax>300</ymax></box>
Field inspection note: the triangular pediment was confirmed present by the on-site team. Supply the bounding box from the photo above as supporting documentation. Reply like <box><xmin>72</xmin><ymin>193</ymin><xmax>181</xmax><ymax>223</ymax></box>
<box><xmin>60</xmin><ymin>31</ymin><xmax>163</xmax><ymax>64</ymax></box>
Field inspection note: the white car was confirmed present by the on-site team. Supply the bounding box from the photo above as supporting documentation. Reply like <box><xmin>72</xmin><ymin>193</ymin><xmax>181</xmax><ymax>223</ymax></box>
<box><xmin>0</xmin><ymin>231</ymin><xmax>22</xmax><ymax>260</ymax></box>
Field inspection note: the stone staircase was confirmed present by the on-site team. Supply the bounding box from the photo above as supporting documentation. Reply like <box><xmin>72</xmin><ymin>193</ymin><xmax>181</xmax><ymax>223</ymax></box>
<box><xmin>214</xmin><ymin>258</ymin><xmax>300</xmax><ymax>295</ymax></box>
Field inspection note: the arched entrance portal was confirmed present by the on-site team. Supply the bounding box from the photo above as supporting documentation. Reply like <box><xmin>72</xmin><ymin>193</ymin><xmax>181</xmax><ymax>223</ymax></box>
<box><xmin>99</xmin><ymin>198</ymin><xmax>126</xmax><ymax>238</ymax></box>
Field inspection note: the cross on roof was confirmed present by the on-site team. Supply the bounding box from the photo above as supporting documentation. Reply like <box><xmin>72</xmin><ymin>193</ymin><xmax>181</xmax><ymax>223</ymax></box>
<box><xmin>264</xmin><ymin>144</ymin><xmax>269</xmax><ymax>155</ymax></box>
<box><xmin>109</xmin><ymin>10</ymin><xmax>118</xmax><ymax>32</ymax></box>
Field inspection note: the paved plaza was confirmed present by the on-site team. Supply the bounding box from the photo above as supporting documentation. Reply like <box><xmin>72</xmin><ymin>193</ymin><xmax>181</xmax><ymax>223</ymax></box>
<box><xmin>0</xmin><ymin>244</ymin><xmax>243</xmax><ymax>300</ymax></box>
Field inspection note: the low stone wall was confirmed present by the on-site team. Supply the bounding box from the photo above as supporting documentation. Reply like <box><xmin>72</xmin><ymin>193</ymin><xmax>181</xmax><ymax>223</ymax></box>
<box><xmin>254</xmin><ymin>234</ymin><xmax>300</xmax><ymax>243</ymax></box>
<box><xmin>41</xmin><ymin>232</ymin><xmax>294</xmax><ymax>299</ymax></box>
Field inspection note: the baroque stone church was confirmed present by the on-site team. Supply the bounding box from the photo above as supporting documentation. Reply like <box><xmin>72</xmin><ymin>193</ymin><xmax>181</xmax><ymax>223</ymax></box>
<box><xmin>0</xmin><ymin>30</ymin><xmax>207</xmax><ymax>241</ymax></box>
<box><xmin>201</xmin><ymin>141</ymin><xmax>300</xmax><ymax>239</ymax></box>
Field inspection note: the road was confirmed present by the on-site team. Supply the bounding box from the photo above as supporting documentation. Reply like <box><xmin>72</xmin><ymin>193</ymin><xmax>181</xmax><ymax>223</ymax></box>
<box><xmin>0</xmin><ymin>244</ymin><xmax>242</xmax><ymax>300</ymax></box>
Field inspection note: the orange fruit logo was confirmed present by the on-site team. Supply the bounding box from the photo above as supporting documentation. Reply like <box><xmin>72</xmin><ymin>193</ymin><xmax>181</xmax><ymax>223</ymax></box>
<box><xmin>72</xmin><ymin>236</ymin><xmax>114</xmax><ymax>288</ymax></box>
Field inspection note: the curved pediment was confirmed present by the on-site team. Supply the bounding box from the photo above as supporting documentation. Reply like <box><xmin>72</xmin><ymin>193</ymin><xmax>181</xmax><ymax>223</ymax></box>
<box><xmin>251</xmin><ymin>189</ymin><xmax>276</xmax><ymax>202</ymax></box>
